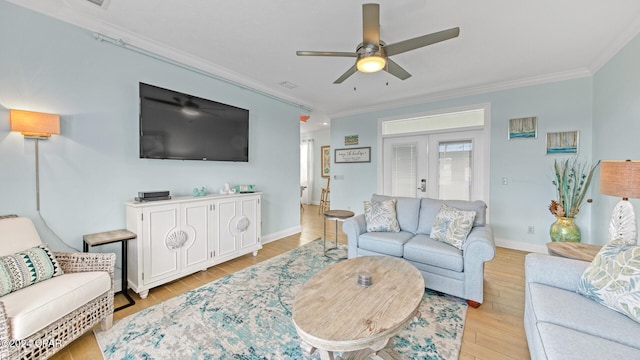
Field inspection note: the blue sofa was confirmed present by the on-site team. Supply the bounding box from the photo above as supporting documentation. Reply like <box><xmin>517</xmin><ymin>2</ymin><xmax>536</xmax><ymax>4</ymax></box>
<box><xmin>343</xmin><ymin>194</ymin><xmax>496</xmax><ymax>307</ymax></box>
<box><xmin>525</xmin><ymin>253</ymin><xmax>640</xmax><ymax>359</ymax></box>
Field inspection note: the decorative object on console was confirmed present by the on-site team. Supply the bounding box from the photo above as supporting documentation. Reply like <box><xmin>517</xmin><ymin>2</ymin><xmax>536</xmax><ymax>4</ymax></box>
<box><xmin>192</xmin><ymin>187</ymin><xmax>207</xmax><ymax>197</ymax></box>
<box><xmin>9</xmin><ymin>109</ymin><xmax>60</xmax><ymax>211</ymax></box>
<box><xmin>219</xmin><ymin>183</ymin><xmax>237</xmax><ymax>194</ymax></box>
<box><xmin>135</xmin><ymin>190</ymin><xmax>171</xmax><ymax>202</ymax></box>
<box><xmin>548</xmin><ymin>158</ymin><xmax>599</xmax><ymax>242</ymax></box>
<box><xmin>599</xmin><ymin>160</ymin><xmax>640</xmax><ymax>245</ymax></box>
<box><xmin>234</xmin><ymin>184</ymin><xmax>255</xmax><ymax>193</ymax></box>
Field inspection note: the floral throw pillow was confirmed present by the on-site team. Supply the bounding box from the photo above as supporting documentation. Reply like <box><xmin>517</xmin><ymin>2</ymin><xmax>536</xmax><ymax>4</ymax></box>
<box><xmin>577</xmin><ymin>239</ymin><xmax>640</xmax><ymax>323</ymax></box>
<box><xmin>430</xmin><ymin>204</ymin><xmax>476</xmax><ymax>250</ymax></box>
<box><xmin>0</xmin><ymin>244</ymin><xmax>64</xmax><ymax>297</ymax></box>
<box><xmin>364</xmin><ymin>199</ymin><xmax>400</xmax><ymax>232</ymax></box>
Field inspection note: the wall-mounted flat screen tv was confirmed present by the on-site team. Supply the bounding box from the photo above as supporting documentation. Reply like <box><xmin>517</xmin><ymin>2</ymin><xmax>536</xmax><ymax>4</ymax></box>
<box><xmin>139</xmin><ymin>83</ymin><xmax>249</xmax><ymax>162</ymax></box>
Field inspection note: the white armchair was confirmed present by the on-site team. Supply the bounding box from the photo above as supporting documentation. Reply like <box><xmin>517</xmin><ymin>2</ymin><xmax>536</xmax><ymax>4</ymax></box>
<box><xmin>0</xmin><ymin>216</ymin><xmax>115</xmax><ymax>360</ymax></box>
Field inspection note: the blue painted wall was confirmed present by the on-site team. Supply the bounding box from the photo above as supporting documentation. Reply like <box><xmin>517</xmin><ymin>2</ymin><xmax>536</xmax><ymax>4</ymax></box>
<box><xmin>0</xmin><ymin>2</ymin><xmax>301</xmax><ymax>253</ymax></box>
<box><xmin>331</xmin><ymin>78</ymin><xmax>595</xmax><ymax>249</ymax></box>
<box><xmin>592</xmin><ymin>33</ymin><xmax>640</xmax><ymax>243</ymax></box>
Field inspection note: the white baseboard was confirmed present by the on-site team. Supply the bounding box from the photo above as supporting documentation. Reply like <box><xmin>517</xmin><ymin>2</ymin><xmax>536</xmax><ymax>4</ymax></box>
<box><xmin>494</xmin><ymin>237</ymin><xmax>547</xmax><ymax>254</ymax></box>
<box><xmin>261</xmin><ymin>225</ymin><xmax>302</xmax><ymax>244</ymax></box>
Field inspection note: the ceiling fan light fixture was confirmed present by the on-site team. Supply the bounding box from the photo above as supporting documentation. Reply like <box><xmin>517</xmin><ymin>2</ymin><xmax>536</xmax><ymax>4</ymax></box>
<box><xmin>356</xmin><ymin>55</ymin><xmax>386</xmax><ymax>73</ymax></box>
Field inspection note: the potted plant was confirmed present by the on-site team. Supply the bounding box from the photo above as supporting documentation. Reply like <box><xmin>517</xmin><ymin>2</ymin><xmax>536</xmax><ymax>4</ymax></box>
<box><xmin>548</xmin><ymin>158</ymin><xmax>600</xmax><ymax>242</ymax></box>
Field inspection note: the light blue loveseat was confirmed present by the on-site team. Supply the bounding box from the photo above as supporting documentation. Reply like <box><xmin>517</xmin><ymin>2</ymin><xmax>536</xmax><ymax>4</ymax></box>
<box><xmin>525</xmin><ymin>253</ymin><xmax>640</xmax><ymax>359</ymax></box>
<box><xmin>343</xmin><ymin>194</ymin><xmax>495</xmax><ymax>307</ymax></box>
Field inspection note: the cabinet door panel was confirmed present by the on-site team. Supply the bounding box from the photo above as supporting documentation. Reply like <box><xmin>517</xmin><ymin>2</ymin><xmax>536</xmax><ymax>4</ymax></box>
<box><xmin>217</xmin><ymin>198</ymin><xmax>239</xmax><ymax>258</ymax></box>
<box><xmin>182</xmin><ymin>201</ymin><xmax>210</xmax><ymax>270</ymax></box>
<box><xmin>143</xmin><ymin>205</ymin><xmax>180</xmax><ymax>284</ymax></box>
<box><xmin>239</xmin><ymin>196</ymin><xmax>260</xmax><ymax>250</ymax></box>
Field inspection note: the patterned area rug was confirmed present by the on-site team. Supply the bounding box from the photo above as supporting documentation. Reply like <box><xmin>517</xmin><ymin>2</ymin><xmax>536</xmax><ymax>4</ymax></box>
<box><xmin>95</xmin><ymin>239</ymin><xmax>467</xmax><ymax>359</ymax></box>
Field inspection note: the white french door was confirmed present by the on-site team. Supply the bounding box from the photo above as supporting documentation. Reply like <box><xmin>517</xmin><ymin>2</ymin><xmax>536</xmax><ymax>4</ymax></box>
<box><xmin>382</xmin><ymin>130</ymin><xmax>486</xmax><ymax>201</ymax></box>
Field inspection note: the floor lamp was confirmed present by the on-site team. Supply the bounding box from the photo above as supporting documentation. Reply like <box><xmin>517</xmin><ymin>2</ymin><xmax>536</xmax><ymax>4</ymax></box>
<box><xmin>10</xmin><ymin>109</ymin><xmax>60</xmax><ymax>211</ymax></box>
<box><xmin>599</xmin><ymin>160</ymin><xmax>640</xmax><ymax>245</ymax></box>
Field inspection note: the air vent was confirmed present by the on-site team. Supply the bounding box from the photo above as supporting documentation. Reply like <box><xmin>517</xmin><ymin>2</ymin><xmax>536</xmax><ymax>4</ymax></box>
<box><xmin>278</xmin><ymin>81</ymin><xmax>298</xmax><ymax>89</ymax></box>
<box><xmin>86</xmin><ymin>0</ymin><xmax>105</xmax><ymax>5</ymax></box>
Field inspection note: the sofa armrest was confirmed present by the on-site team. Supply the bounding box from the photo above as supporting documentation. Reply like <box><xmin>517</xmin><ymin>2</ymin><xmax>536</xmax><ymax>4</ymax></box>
<box><xmin>525</xmin><ymin>253</ymin><xmax>589</xmax><ymax>292</ymax></box>
<box><xmin>462</xmin><ymin>225</ymin><xmax>496</xmax><ymax>303</ymax></box>
<box><xmin>55</xmin><ymin>252</ymin><xmax>116</xmax><ymax>292</ymax></box>
<box><xmin>343</xmin><ymin>214</ymin><xmax>366</xmax><ymax>259</ymax></box>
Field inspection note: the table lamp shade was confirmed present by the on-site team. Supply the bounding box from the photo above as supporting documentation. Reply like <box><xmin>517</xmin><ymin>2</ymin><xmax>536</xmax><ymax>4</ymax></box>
<box><xmin>10</xmin><ymin>109</ymin><xmax>60</xmax><ymax>138</ymax></box>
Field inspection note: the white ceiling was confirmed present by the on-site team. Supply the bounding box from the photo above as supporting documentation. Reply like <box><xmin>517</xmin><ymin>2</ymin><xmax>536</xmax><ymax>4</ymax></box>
<box><xmin>7</xmin><ymin>0</ymin><xmax>640</xmax><ymax>133</ymax></box>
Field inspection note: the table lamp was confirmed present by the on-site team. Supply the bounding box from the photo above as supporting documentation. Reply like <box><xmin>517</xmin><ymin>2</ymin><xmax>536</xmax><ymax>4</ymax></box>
<box><xmin>599</xmin><ymin>160</ymin><xmax>640</xmax><ymax>244</ymax></box>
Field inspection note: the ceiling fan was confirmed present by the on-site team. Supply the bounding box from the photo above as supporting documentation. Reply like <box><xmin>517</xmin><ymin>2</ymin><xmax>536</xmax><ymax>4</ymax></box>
<box><xmin>296</xmin><ymin>3</ymin><xmax>460</xmax><ymax>84</ymax></box>
<box><xmin>145</xmin><ymin>96</ymin><xmax>224</xmax><ymax>116</ymax></box>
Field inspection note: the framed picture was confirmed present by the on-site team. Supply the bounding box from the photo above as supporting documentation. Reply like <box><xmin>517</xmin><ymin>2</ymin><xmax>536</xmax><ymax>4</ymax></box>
<box><xmin>508</xmin><ymin>117</ymin><xmax>537</xmax><ymax>139</ymax></box>
<box><xmin>344</xmin><ymin>135</ymin><xmax>359</xmax><ymax>145</ymax></box>
<box><xmin>334</xmin><ymin>147</ymin><xmax>371</xmax><ymax>163</ymax></box>
<box><xmin>546</xmin><ymin>130</ymin><xmax>579</xmax><ymax>154</ymax></box>
<box><xmin>321</xmin><ymin>146</ymin><xmax>331</xmax><ymax>178</ymax></box>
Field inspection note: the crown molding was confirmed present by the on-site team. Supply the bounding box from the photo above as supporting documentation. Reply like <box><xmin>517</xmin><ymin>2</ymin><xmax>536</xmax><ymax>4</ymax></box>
<box><xmin>329</xmin><ymin>68</ymin><xmax>593</xmax><ymax>119</ymax></box>
<box><xmin>588</xmin><ymin>14</ymin><xmax>640</xmax><ymax>73</ymax></box>
<box><xmin>9</xmin><ymin>1</ymin><xmax>314</xmax><ymax>112</ymax></box>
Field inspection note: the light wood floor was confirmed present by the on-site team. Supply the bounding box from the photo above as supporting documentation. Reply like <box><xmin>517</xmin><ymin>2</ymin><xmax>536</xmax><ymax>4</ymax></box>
<box><xmin>50</xmin><ymin>204</ymin><xmax>530</xmax><ymax>360</ymax></box>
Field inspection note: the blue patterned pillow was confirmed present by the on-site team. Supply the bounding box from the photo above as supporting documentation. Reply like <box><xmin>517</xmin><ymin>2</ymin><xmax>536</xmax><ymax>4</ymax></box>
<box><xmin>430</xmin><ymin>204</ymin><xmax>476</xmax><ymax>249</ymax></box>
<box><xmin>577</xmin><ymin>240</ymin><xmax>640</xmax><ymax>323</ymax></box>
<box><xmin>0</xmin><ymin>245</ymin><xmax>64</xmax><ymax>296</ymax></box>
<box><xmin>364</xmin><ymin>199</ymin><xmax>400</xmax><ymax>232</ymax></box>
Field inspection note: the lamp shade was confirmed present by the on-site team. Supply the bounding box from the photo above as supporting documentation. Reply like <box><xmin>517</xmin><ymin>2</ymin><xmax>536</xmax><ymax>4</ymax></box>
<box><xmin>356</xmin><ymin>55</ymin><xmax>386</xmax><ymax>73</ymax></box>
<box><xmin>10</xmin><ymin>109</ymin><xmax>60</xmax><ymax>138</ymax></box>
<box><xmin>599</xmin><ymin>160</ymin><xmax>640</xmax><ymax>199</ymax></box>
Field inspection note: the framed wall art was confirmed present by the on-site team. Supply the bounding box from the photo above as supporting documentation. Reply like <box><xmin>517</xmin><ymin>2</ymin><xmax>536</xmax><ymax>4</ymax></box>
<box><xmin>334</xmin><ymin>147</ymin><xmax>371</xmax><ymax>163</ymax></box>
<box><xmin>344</xmin><ymin>135</ymin><xmax>359</xmax><ymax>145</ymax></box>
<box><xmin>546</xmin><ymin>130</ymin><xmax>579</xmax><ymax>154</ymax></box>
<box><xmin>321</xmin><ymin>145</ymin><xmax>331</xmax><ymax>178</ymax></box>
<box><xmin>508</xmin><ymin>116</ymin><xmax>537</xmax><ymax>139</ymax></box>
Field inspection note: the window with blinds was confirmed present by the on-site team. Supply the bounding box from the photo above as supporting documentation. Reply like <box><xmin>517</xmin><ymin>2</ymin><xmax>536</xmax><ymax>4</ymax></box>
<box><xmin>391</xmin><ymin>143</ymin><xmax>417</xmax><ymax>197</ymax></box>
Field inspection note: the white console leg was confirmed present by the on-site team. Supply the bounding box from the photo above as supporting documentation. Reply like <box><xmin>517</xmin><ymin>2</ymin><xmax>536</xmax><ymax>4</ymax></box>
<box><xmin>253</xmin><ymin>250</ymin><xmax>258</xmax><ymax>256</ymax></box>
<box><xmin>139</xmin><ymin>290</ymin><xmax>149</xmax><ymax>299</ymax></box>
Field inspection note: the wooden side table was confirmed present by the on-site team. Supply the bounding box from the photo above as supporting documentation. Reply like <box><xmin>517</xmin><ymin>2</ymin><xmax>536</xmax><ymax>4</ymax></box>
<box><xmin>546</xmin><ymin>242</ymin><xmax>602</xmax><ymax>262</ymax></box>
<box><xmin>83</xmin><ymin>229</ymin><xmax>137</xmax><ymax>311</ymax></box>
<box><xmin>323</xmin><ymin>209</ymin><xmax>354</xmax><ymax>259</ymax></box>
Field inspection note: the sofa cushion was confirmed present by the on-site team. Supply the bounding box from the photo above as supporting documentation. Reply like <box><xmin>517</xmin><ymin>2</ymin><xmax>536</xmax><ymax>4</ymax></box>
<box><xmin>371</xmin><ymin>194</ymin><xmax>420</xmax><ymax>233</ymax></box>
<box><xmin>577</xmin><ymin>239</ymin><xmax>640</xmax><ymax>323</ymax></box>
<box><xmin>358</xmin><ymin>231</ymin><xmax>414</xmax><ymax>257</ymax></box>
<box><xmin>430</xmin><ymin>204</ymin><xmax>476</xmax><ymax>250</ymax></box>
<box><xmin>404</xmin><ymin>235</ymin><xmax>464</xmax><ymax>272</ymax></box>
<box><xmin>416</xmin><ymin>198</ymin><xmax>487</xmax><ymax>235</ymax></box>
<box><xmin>529</xmin><ymin>282</ymin><xmax>640</xmax><ymax>349</ymax></box>
<box><xmin>0</xmin><ymin>217</ymin><xmax>43</xmax><ymax>256</ymax></box>
<box><xmin>1</xmin><ymin>271</ymin><xmax>111</xmax><ymax>340</ymax></box>
<box><xmin>364</xmin><ymin>199</ymin><xmax>400</xmax><ymax>232</ymax></box>
<box><xmin>536</xmin><ymin>322</ymin><xmax>640</xmax><ymax>359</ymax></box>
<box><xmin>0</xmin><ymin>245</ymin><xmax>64</xmax><ymax>296</ymax></box>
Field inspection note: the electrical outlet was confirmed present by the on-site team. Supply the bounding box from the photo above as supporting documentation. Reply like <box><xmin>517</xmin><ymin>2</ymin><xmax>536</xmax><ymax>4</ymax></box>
<box><xmin>502</xmin><ymin>177</ymin><xmax>508</xmax><ymax>185</ymax></box>
<box><xmin>527</xmin><ymin>226</ymin><xmax>535</xmax><ymax>234</ymax></box>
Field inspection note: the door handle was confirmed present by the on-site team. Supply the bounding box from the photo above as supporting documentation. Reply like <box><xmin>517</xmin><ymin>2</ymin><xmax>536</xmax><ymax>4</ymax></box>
<box><xmin>417</xmin><ymin>179</ymin><xmax>426</xmax><ymax>192</ymax></box>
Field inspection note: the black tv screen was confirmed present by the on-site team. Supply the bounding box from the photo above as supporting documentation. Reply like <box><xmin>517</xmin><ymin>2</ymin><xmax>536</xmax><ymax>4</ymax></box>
<box><xmin>139</xmin><ymin>83</ymin><xmax>249</xmax><ymax>162</ymax></box>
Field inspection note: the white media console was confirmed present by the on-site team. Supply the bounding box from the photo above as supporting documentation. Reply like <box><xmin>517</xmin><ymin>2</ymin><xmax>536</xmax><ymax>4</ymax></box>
<box><xmin>125</xmin><ymin>192</ymin><xmax>262</xmax><ymax>299</ymax></box>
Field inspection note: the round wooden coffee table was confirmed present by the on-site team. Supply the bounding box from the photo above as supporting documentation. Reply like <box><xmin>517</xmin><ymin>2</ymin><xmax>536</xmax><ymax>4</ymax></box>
<box><xmin>292</xmin><ymin>256</ymin><xmax>425</xmax><ymax>360</ymax></box>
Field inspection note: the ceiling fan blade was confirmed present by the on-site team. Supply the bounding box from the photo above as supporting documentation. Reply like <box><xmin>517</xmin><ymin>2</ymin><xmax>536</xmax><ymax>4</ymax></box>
<box><xmin>145</xmin><ymin>97</ymin><xmax>181</xmax><ymax>107</ymax></box>
<box><xmin>384</xmin><ymin>27</ymin><xmax>460</xmax><ymax>57</ymax></box>
<box><xmin>296</xmin><ymin>51</ymin><xmax>357</xmax><ymax>57</ymax></box>
<box><xmin>333</xmin><ymin>65</ymin><xmax>357</xmax><ymax>84</ymax></box>
<box><xmin>362</xmin><ymin>3</ymin><xmax>380</xmax><ymax>46</ymax></box>
<box><xmin>385</xmin><ymin>59</ymin><xmax>412</xmax><ymax>80</ymax></box>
